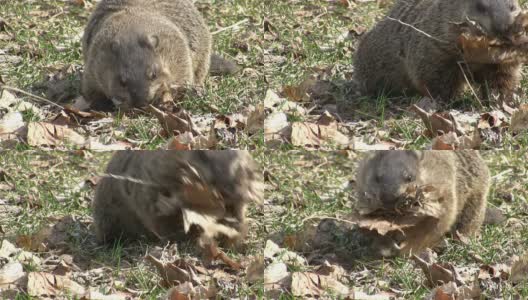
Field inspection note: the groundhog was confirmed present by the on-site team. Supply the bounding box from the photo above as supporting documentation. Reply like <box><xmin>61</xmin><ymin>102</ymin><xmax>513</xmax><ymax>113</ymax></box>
<box><xmin>92</xmin><ymin>150</ymin><xmax>263</xmax><ymax>249</ymax></box>
<box><xmin>82</xmin><ymin>0</ymin><xmax>236</xmax><ymax>111</ymax></box>
<box><xmin>355</xmin><ymin>151</ymin><xmax>490</xmax><ymax>257</ymax></box>
<box><xmin>353</xmin><ymin>0</ymin><xmax>522</xmax><ymax>102</ymax></box>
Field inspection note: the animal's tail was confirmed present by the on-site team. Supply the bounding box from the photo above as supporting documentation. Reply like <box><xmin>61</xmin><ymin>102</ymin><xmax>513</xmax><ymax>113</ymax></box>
<box><xmin>209</xmin><ymin>54</ymin><xmax>239</xmax><ymax>76</ymax></box>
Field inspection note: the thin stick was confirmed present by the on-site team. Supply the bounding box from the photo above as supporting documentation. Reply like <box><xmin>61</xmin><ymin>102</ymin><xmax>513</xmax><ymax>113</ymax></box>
<box><xmin>211</xmin><ymin>19</ymin><xmax>249</xmax><ymax>35</ymax></box>
<box><xmin>387</xmin><ymin>17</ymin><xmax>449</xmax><ymax>44</ymax></box>
<box><xmin>0</xmin><ymin>85</ymin><xmax>64</xmax><ymax>109</ymax></box>
<box><xmin>301</xmin><ymin>215</ymin><xmax>358</xmax><ymax>226</ymax></box>
<box><xmin>457</xmin><ymin>61</ymin><xmax>483</xmax><ymax>108</ymax></box>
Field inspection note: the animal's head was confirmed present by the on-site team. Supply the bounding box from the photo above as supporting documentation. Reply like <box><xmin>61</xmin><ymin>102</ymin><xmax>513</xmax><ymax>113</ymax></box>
<box><xmin>356</xmin><ymin>151</ymin><xmax>422</xmax><ymax>211</ymax></box>
<box><xmin>464</xmin><ymin>0</ymin><xmax>521</xmax><ymax>37</ymax></box>
<box><xmin>107</xmin><ymin>31</ymin><xmax>170</xmax><ymax>110</ymax></box>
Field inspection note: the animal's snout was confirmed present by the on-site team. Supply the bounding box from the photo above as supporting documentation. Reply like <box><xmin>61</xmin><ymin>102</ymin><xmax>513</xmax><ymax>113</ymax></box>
<box><xmin>379</xmin><ymin>185</ymin><xmax>404</xmax><ymax>208</ymax></box>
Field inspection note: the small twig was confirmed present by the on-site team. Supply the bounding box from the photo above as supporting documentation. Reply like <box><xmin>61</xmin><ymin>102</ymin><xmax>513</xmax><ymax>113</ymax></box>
<box><xmin>0</xmin><ymin>85</ymin><xmax>64</xmax><ymax>109</ymax></box>
<box><xmin>387</xmin><ymin>17</ymin><xmax>449</xmax><ymax>44</ymax></box>
<box><xmin>491</xmin><ymin>169</ymin><xmax>513</xmax><ymax>180</ymax></box>
<box><xmin>457</xmin><ymin>61</ymin><xmax>483</xmax><ymax>108</ymax></box>
<box><xmin>211</xmin><ymin>19</ymin><xmax>249</xmax><ymax>35</ymax></box>
<box><xmin>301</xmin><ymin>215</ymin><xmax>357</xmax><ymax>226</ymax></box>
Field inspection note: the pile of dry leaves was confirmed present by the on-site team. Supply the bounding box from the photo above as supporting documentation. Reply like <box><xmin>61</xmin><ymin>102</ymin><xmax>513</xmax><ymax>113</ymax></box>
<box><xmin>0</xmin><ymin>88</ymin><xmax>263</xmax><ymax>150</ymax></box>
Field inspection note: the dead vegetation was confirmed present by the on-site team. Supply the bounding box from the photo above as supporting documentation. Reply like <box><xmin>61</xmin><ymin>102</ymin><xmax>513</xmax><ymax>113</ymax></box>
<box><xmin>0</xmin><ymin>0</ymin><xmax>264</xmax><ymax>150</ymax></box>
<box><xmin>0</xmin><ymin>150</ymin><xmax>265</xmax><ymax>299</ymax></box>
<box><xmin>263</xmin><ymin>150</ymin><xmax>528</xmax><ymax>299</ymax></box>
<box><xmin>263</xmin><ymin>0</ymin><xmax>528</xmax><ymax>150</ymax></box>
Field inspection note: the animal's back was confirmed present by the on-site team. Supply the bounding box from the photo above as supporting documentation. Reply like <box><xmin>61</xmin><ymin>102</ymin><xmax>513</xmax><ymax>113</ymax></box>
<box><xmin>83</xmin><ymin>0</ymin><xmax>210</xmax><ymax>54</ymax></box>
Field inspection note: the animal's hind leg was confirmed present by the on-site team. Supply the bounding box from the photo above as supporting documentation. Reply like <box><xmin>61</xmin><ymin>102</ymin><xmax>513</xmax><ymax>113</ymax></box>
<box><xmin>473</xmin><ymin>64</ymin><xmax>521</xmax><ymax>103</ymax></box>
<box><xmin>411</xmin><ymin>63</ymin><xmax>464</xmax><ymax>101</ymax></box>
<box><xmin>455</xmin><ymin>191</ymin><xmax>487</xmax><ymax>237</ymax></box>
<box><xmin>192</xmin><ymin>49</ymin><xmax>211</xmax><ymax>86</ymax></box>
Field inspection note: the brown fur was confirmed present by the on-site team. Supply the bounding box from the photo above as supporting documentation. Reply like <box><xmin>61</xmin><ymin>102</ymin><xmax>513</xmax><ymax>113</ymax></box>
<box><xmin>355</xmin><ymin>151</ymin><xmax>490</xmax><ymax>256</ymax></box>
<box><xmin>82</xmin><ymin>0</ymin><xmax>212</xmax><ymax>110</ymax></box>
<box><xmin>92</xmin><ymin>150</ymin><xmax>263</xmax><ymax>249</ymax></box>
<box><xmin>353</xmin><ymin>0</ymin><xmax>522</xmax><ymax>102</ymax></box>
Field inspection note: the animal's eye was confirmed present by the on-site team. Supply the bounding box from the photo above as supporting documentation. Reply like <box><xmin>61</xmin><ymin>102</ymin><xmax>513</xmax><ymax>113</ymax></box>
<box><xmin>476</xmin><ymin>2</ymin><xmax>487</xmax><ymax>13</ymax></box>
<box><xmin>149</xmin><ymin>71</ymin><xmax>157</xmax><ymax>80</ymax></box>
<box><xmin>510</xmin><ymin>4</ymin><xmax>516</xmax><ymax>11</ymax></box>
<box><xmin>403</xmin><ymin>172</ymin><xmax>414</xmax><ymax>182</ymax></box>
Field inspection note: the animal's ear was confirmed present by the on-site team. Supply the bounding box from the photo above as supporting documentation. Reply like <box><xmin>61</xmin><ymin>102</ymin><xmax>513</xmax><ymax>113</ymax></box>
<box><xmin>139</xmin><ymin>34</ymin><xmax>159</xmax><ymax>49</ymax></box>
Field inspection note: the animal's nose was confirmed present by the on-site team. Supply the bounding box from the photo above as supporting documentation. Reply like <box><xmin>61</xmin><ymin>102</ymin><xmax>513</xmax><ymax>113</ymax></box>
<box><xmin>129</xmin><ymin>89</ymin><xmax>148</xmax><ymax>108</ymax></box>
<box><xmin>493</xmin><ymin>14</ymin><xmax>515</xmax><ymax>36</ymax></box>
<box><xmin>380</xmin><ymin>186</ymin><xmax>401</xmax><ymax>208</ymax></box>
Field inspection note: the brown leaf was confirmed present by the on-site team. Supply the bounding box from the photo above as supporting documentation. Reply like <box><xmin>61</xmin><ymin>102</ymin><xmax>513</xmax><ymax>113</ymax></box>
<box><xmin>431</xmin><ymin>131</ymin><xmax>480</xmax><ymax>150</ymax></box>
<box><xmin>27</xmin><ymin>272</ymin><xmax>85</xmax><ymax>298</ymax></box>
<box><xmin>411</xmin><ymin>105</ymin><xmax>461</xmax><ymax>137</ymax></box>
<box><xmin>205</xmin><ymin>243</ymin><xmax>242</xmax><ymax>271</ymax></box>
<box><xmin>454</xmin><ymin>12</ymin><xmax>528</xmax><ymax>64</ymax></box>
<box><xmin>27</xmin><ymin>122</ymin><xmax>86</xmax><ymax>148</ymax></box>
<box><xmin>290</xmin><ymin>112</ymin><xmax>349</xmax><ymax>148</ymax></box>
<box><xmin>166</xmin><ymin>282</ymin><xmax>217</xmax><ymax>300</ymax></box>
<box><xmin>165</xmin><ymin>130</ymin><xmax>217</xmax><ymax>150</ymax></box>
<box><xmin>149</xmin><ymin>105</ymin><xmax>199</xmax><ymax>136</ymax></box>
<box><xmin>478</xmin><ymin>111</ymin><xmax>507</xmax><ymax>129</ymax></box>
<box><xmin>145</xmin><ymin>255</ymin><xmax>197</xmax><ymax>288</ymax></box>
<box><xmin>291</xmin><ymin>272</ymin><xmax>349</xmax><ymax>297</ymax></box>
<box><xmin>351</xmin><ymin>214</ymin><xmax>423</xmax><ymax>236</ymax></box>
<box><xmin>16</xmin><ymin>216</ymin><xmax>78</xmax><ymax>252</ymax></box>
<box><xmin>414</xmin><ymin>254</ymin><xmax>456</xmax><ymax>287</ymax></box>
<box><xmin>432</xmin><ymin>287</ymin><xmax>455</xmax><ymax>300</ymax></box>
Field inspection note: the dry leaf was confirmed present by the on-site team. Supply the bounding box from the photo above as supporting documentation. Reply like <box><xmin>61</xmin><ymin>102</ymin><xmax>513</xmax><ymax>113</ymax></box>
<box><xmin>290</xmin><ymin>112</ymin><xmax>349</xmax><ymax>148</ymax></box>
<box><xmin>166</xmin><ymin>131</ymin><xmax>216</xmax><ymax>150</ymax></box>
<box><xmin>264</xmin><ymin>262</ymin><xmax>289</xmax><ymax>286</ymax></box>
<box><xmin>145</xmin><ymin>255</ymin><xmax>197</xmax><ymax>288</ymax></box>
<box><xmin>414</xmin><ymin>254</ymin><xmax>457</xmax><ymax>287</ymax></box>
<box><xmin>350</xmin><ymin>214</ymin><xmax>423</xmax><ymax>235</ymax></box>
<box><xmin>0</xmin><ymin>111</ymin><xmax>24</xmax><ymax>134</ymax></box>
<box><xmin>149</xmin><ymin>105</ymin><xmax>199</xmax><ymax>136</ymax></box>
<box><xmin>27</xmin><ymin>122</ymin><xmax>86</xmax><ymax>147</ymax></box>
<box><xmin>430</xmin><ymin>131</ymin><xmax>479</xmax><ymax>150</ymax></box>
<box><xmin>291</xmin><ymin>272</ymin><xmax>349</xmax><ymax>297</ymax></box>
<box><xmin>264</xmin><ymin>112</ymin><xmax>289</xmax><ymax>140</ymax></box>
<box><xmin>454</xmin><ymin>11</ymin><xmax>528</xmax><ymax>64</ymax></box>
<box><xmin>165</xmin><ymin>282</ymin><xmax>217</xmax><ymax>300</ymax></box>
<box><xmin>411</xmin><ymin>105</ymin><xmax>461</xmax><ymax>137</ymax></box>
<box><xmin>27</xmin><ymin>272</ymin><xmax>85</xmax><ymax>298</ymax></box>
<box><xmin>203</xmin><ymin>243</ymin><xmax>242</xmax><ymax>271</ymax></box>
<box><xmin>0</xmin><ymin>262</ymin><xmax>24</xmax><ymax>289</ymax></box>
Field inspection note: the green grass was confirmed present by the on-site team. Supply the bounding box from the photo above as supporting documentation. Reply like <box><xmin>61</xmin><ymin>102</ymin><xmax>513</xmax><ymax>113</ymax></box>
<box><xmin>0</xmin><ymin>150</ymin><xmax>265</xmax><ymax>298</ymax></box>
<box><xmin>263</xmin><ymin>0</ymin><xmax>528</xmax><ymax>150</ymax></box>
<box><xmin>263</xmin><ymin>150</ymin><xmax>528</xmax><ymax>299</ymax></box>
<box><xmin>0</xmin><ymin>0</ymin><xmax>264</xmax><ymax>149</ymax></box>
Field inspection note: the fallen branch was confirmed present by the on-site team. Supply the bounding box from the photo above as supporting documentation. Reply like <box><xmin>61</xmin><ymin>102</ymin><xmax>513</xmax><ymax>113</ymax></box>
<box><xmin>0</xmin><ymin>85</ymin><xmax>64</xmax><ymax>109</ymax></box>
<box><xmin>211</xmin><ymin>19</ymin><xmax>249</xmax><ymax>35</ymax></box>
